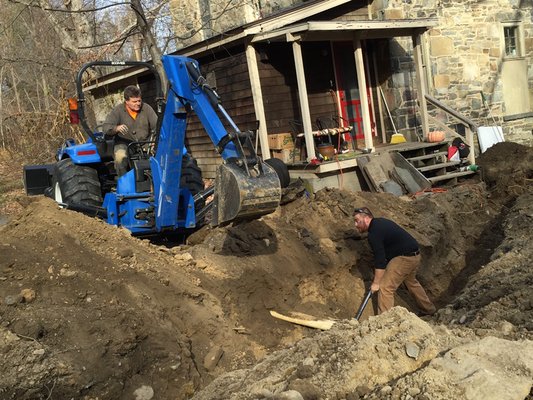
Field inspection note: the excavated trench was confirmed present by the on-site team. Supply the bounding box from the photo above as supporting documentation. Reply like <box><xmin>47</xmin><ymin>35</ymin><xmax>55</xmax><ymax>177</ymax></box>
<box><xmin>0</xmin><ymin>142</ymin><xmax>531</xmax><ymax>399</ymax></box>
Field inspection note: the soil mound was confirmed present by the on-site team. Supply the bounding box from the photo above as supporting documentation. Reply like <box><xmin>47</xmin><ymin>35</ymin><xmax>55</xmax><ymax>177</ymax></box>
<box><xmin>476</xmin><ymin>142</ymin><xmax>532</xmax><ymax>204</ymax></box>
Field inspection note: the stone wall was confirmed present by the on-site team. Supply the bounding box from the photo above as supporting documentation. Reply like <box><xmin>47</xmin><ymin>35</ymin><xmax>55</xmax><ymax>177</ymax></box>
<box><xmin>373</xmin><ymin>0</ymin><xmax>533</xmax><ymax>146</ymax></box>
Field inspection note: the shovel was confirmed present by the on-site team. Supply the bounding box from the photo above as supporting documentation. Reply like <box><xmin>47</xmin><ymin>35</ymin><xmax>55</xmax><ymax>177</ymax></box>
<box><xmin>354</xmin><ymin>290</ymin><xmax>373</xmax><ymax>320</ymax></box>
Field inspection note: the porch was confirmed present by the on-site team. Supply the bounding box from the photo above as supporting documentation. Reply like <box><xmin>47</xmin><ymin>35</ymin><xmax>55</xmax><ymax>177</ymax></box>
<box><xmin>285</xmin><ymin>139</ymin><xmax>477</xmax><ymax>194</ymax></box>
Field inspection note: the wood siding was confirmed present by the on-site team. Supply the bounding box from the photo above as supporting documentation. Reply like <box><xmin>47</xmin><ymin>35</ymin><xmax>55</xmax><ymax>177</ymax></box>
<box><xmin>192</xmin><ymin>47</ymin><xmax>256</xmax><ymax>178</ymax></box>
<box><xmin>258</xmin><ymin>42</ymin><xmax>339</xmax><ymax>135</ymax></box>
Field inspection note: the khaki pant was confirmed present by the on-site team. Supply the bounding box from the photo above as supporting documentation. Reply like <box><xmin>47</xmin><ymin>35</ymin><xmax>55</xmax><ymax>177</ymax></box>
<box><xmin>378</xmin><ymin>254</ymin><xmax>436</xmax><ymax>315</ymax></box>
<box><xmin>113</xmin><ymin>143</ymin><xmax>129</xmax><ymax>177</ymax></box>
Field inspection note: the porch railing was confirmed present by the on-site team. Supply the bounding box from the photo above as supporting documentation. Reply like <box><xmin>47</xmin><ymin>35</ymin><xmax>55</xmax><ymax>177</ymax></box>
<box><xmin>425</xmin><ymin>95</ymin><xmax>477</xmax><ymax>165</ymax></box>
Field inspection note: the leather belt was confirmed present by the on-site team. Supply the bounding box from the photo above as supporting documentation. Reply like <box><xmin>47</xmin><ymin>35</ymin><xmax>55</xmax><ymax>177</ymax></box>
<box><xmin>403</xmin><ymin>250</ymin><xmax>420</xmax><ymax>257</ymax></box>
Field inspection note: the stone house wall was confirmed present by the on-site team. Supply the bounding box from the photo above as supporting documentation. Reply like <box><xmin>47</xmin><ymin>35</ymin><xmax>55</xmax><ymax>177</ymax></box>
<box><xmin>373</xmin><ymin>0</ymin><xmax>533</xmax><ymax>146</ymax></box>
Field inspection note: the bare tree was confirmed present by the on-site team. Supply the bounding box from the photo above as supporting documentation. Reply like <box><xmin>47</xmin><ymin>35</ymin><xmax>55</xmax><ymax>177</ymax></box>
<box><xmin>131</xmin><ymin>0</ymin><xmax>167</xmax><ymax>92</ymax></box>
<box><xmin>0</xmin><ymin>0</ymin><xmax>295</xmax><ymax>161</ymax></box>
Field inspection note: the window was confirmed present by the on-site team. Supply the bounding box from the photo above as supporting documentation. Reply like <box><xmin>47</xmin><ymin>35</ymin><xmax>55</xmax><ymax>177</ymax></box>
<box><xmin>504</xmin><ymin>26</ymin><xmax>519</xmax><ymax>56</ymax></box>
<box><xmin>502</xmin><ymin>23</ymin><xmax>523</xmax><ymax>58</ymax></box>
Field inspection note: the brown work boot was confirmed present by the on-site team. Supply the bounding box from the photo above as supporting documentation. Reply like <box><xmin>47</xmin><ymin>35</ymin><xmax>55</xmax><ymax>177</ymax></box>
<box><xmin>416</xmin><ymin>307</ymin><xmax>436</xmax><ymax>317</ymax></box>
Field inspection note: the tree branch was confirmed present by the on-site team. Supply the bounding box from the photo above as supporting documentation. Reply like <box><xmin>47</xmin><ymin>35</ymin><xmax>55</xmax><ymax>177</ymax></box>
<box><xmin>7</xmin><ymin>0</ymin><xmax>131</xmax><ymax>13</ymax></box>
<box><xmin>77</xmin><ymin>27</ymin><xmax>139</xmax><ymax>49</ymax></box>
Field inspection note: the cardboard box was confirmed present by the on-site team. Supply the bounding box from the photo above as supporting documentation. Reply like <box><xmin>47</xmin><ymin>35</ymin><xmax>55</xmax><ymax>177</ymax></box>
<box><xmin>272</xmin><ymin>148</ymin><xmax>301</xmax><ymax>163</ymax></box>
<box><xmin>268</xmin><ymin>133</ymin><xmax>295</xmax><ymax>150</ymax></box>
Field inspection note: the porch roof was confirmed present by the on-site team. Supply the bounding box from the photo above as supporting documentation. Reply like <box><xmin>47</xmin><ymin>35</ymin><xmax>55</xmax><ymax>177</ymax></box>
<box><xmin>84</xmin><ymin>0</ymin><xmax>437</xmax><ymax>91</ymax></box>
<box><xmin>250</xmin><ymin>19</ymin><xmax>439</xmax><ymax>43</ymax></box>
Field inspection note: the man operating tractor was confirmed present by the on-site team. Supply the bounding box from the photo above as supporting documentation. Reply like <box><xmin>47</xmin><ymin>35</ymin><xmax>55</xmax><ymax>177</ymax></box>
<box><xmin>102</xmin><ymin>85</ymin><xmax>158</xmax><ymax>177</ymax></box>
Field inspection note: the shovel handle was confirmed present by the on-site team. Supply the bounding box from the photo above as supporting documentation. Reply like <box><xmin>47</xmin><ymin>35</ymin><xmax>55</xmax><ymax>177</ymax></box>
<box><xmin>355</xmin><ymin>290</ymin><xmax>373</xmax><ymax>320</ymax></box>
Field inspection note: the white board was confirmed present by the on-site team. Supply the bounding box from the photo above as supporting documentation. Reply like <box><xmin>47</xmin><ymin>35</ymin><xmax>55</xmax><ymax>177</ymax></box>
<box><xmin>477</xmin><ymin>126</ymin><xmax>504</xmax><ymax>153</ymax></box>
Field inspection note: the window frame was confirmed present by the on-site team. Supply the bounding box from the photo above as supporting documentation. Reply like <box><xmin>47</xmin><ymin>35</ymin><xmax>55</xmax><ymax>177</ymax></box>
<box><xmin>500</xmin><ymin>21</ymin><xmax>525</xmax><ymax>59</ymax></box>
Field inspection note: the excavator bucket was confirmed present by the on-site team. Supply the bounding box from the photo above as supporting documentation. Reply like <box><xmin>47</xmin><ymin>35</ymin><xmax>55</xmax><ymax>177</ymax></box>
<box><xmin>212</xmin><ymin>161</ymin><xmax>281</xmax><ymax>226</ymax></box>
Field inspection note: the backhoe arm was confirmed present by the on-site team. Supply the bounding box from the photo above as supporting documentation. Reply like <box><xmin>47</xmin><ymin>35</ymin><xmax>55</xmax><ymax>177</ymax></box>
<box><xmin>156</xmin><ymin>55</ymin><xmax>281</xmax><ymax>226</ymax></box>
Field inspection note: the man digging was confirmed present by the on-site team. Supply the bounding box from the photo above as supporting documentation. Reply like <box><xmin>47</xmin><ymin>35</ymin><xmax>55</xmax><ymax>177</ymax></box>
<box><xmin>354</xmin><ymin>207</ymin><xmax>436</xmax><ymax>316</ymax></box>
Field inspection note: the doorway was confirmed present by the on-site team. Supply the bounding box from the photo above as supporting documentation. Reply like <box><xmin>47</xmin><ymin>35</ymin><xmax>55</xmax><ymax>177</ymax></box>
<box><xmin>332</xmin><ymin>42</ymin><xmax>376</xmax><ymax>140</ymax></box>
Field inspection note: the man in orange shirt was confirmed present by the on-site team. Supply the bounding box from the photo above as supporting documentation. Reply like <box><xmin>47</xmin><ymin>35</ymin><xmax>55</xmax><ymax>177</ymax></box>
<box><xmin>103</xmin><ymin>85</ymin><xmax>158</xmax><ymax>177</ymax></box>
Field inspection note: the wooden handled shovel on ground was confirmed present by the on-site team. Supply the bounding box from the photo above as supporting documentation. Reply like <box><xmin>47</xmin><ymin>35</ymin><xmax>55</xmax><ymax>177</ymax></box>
<box><xmin>354</xmin><ymin>290</ymin><xmax>373</xmax><ymax>320</ymax></box>
<box><xmin>270</xmin><ymin>289</ymin><xmax>374</xmax><ymax>330</ymax></box>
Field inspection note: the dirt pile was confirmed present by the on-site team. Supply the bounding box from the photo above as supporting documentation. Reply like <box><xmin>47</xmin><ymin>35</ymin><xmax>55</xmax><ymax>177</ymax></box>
<box><xmin>193</xmin><ymin>309</ymin><xmax>532</xmax><ymax>400</ymax></box>
<box><xmin>0</xmin><ymin>142</ymin><xmax>532</xmax><ymax>399</ymax></box>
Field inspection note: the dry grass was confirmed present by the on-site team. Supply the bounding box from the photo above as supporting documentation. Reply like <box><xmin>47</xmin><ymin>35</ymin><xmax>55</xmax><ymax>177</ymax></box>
<box><xmin>0</xmin><ymin>149</ymin><xmax>27</xmax><ymax>216</ymax></box>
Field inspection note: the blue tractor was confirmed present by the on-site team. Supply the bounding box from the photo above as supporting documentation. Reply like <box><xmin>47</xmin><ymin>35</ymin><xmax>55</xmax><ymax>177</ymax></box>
<box><xmin>24</xmin><ymin>56</ymin><xmax>288</xmax><ymax>234</ymax></box>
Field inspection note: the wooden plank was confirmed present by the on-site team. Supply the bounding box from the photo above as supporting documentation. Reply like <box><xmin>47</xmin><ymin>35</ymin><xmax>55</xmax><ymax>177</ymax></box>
<box><xmin>417</xmin><ymin>161</ymin><xmax>460</xmax><ymax>172</ymax></box>
<box><xmin>428</xmin><ymin>170</ymin><xmax>476</xmax><ymax>183</ymax></box>
<box><xmin>406</xmin><ymin>151</ymin><xmax>447</xmax><ymax>162</ymax></box>
<box><xmin>270</xmin><ymin>310</ymin><xmax>335</xmax><ymax>330</ymax></box>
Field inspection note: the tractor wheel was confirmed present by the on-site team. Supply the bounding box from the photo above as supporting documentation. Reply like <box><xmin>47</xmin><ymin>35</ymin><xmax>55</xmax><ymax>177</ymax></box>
<box><xmin>52</xmin><ymin>158</ymin><xmax>103</xmax><ymax>206</ymax></box>
<box><xmin>181</xmin><ymin>154</ymin><xmax>204</xmax><ymax>207</ymax></box>
<box><xmin>265</xmin><ymin>158</ymin><xmax>290</xmax><ymax>188</ymax></box>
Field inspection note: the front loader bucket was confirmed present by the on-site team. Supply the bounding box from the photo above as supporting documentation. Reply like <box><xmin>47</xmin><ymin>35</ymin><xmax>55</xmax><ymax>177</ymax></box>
<box><xmin>212</xmin><ymin>162</ymin><xmax>281</xmax><ymax>226</ymax></box>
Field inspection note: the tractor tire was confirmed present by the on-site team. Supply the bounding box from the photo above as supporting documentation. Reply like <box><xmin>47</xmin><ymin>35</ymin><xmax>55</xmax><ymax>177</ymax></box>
<box><xmin>180</xmin><ymin>154</ymin><xmax>204</xmax><ymax>197</ymax></box>
<box><xmin>180</xmin><ymin>154</ymin><xmax>207</xmax><ymax>227</ymax></box>
<box><xmin>52</xmin><ymin>158</ymin><xmax>103</xmax><ymax>206</ymax></box>
<box><xmin>265</xmin><ymin>158</ymin><xmax>290</xmax><ymax>188</ymax></box>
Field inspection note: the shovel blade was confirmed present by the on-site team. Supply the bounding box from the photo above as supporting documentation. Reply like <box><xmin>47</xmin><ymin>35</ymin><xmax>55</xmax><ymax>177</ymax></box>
<box><xmin>212</xmin><ymin>162</ymin><xmax>281</xmax><ymax>226</ymax></box>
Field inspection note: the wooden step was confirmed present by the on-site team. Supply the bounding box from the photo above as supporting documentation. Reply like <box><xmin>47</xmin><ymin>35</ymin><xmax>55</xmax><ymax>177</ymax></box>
<box><xmin>406</xmin><ymin>151</ymin><xmax>447</xmax><ymax>162</ymax></box>
<box><xmin>417</xmin><ymin>161</ymin><xmax>460</xmax><ymax>172</ymax></box>
<box><xmin>428</xmin><ymin>170</ymin><xmax>477</xmax><ymax>183</ymax></box>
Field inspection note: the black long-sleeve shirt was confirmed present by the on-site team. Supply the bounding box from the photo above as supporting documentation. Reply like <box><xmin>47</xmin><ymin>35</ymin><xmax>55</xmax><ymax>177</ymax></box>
<box><xmin>367</xmin><ymin>218</ymin><xmax>419</xmax><ymax>269</ymax></box>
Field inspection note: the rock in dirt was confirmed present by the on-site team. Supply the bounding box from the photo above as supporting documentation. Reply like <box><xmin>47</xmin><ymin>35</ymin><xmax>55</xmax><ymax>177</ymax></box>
<box><xmin>20</xmin><ymin>288</ymin><xmax>36</xmax><ymax>303</ymax></box>
<box><xmin>134</xmin><ymin>385</ymin><xmax>155</xmax><ymax>400</ymax></box>
<box><xmin>204</xmin><ymin>346</ymin><xmax>224</xmax><ymax>371</ymax></box>
<box><xmin>4</xmin><ymin>294</ymin><xmax>20</xmax><ymax>306</ymax></box>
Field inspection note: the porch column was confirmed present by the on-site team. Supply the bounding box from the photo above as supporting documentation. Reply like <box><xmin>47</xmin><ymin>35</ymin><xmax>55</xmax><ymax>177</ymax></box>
<box><xmin>291</xmin><ymin>37</ymin><xmax>316</xmax><ymax>161</ymax></box>
<box><xmin>245</xmin><ymin>43</ymin><xmax>270</xmax><ymax>158</ymax></box>
<box><xmin>353</xmin><ymin>35</ymin><xmax>373</xmax><ymax>150</ymax></box>
<box><xmin>412</xmin><ymin>31</ymin><xmax>429</xmax><ymax>139</ymax></box>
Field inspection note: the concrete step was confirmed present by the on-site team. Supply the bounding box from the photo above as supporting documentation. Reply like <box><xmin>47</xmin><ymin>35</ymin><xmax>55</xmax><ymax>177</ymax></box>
<box><xmin>417</xmin><ymin>161</ymin><xmax>460</xmax><ymax>172</ymax></box>
<box><xmin>428</xmin><ymin>170</ymin><xmax>477</xmax><ymax>183</ymax></box>
<box><xmin>407</xmin><ymin>151</ymin><xmax>448</xmax><ymax>162</ymax></box>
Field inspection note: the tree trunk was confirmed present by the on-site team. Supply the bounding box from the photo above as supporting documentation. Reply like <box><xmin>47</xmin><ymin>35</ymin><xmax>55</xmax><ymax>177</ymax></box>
<box><xmin>131</xmin><ymin>0</ymin><xmax>168</xmax><ymax>95</ymax></box>
<box><xmin>0</xmin><ymin>66</ymin><xmax>4</xmax><ymax>149</ymax></box>
<box><xmin>42</xmin><ymin>74</ymin><xmax>50</xmax><ymax>110</ymax></box>
<box><xmin>38</xmin><ymin>0</ymin><xmax>97</xmax><ymax>58</ymax></box>
<box><xmin>10</xmin><ymin>68</ymin><xmax>22</xmax><ymax>113</ymax></box>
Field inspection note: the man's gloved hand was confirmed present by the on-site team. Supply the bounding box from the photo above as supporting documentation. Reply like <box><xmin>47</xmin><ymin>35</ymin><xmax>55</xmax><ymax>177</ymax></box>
<box><xmin>115</xmin><ymin>124</ymin><xmax>129</xmax><ymax>135</ymax></box>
